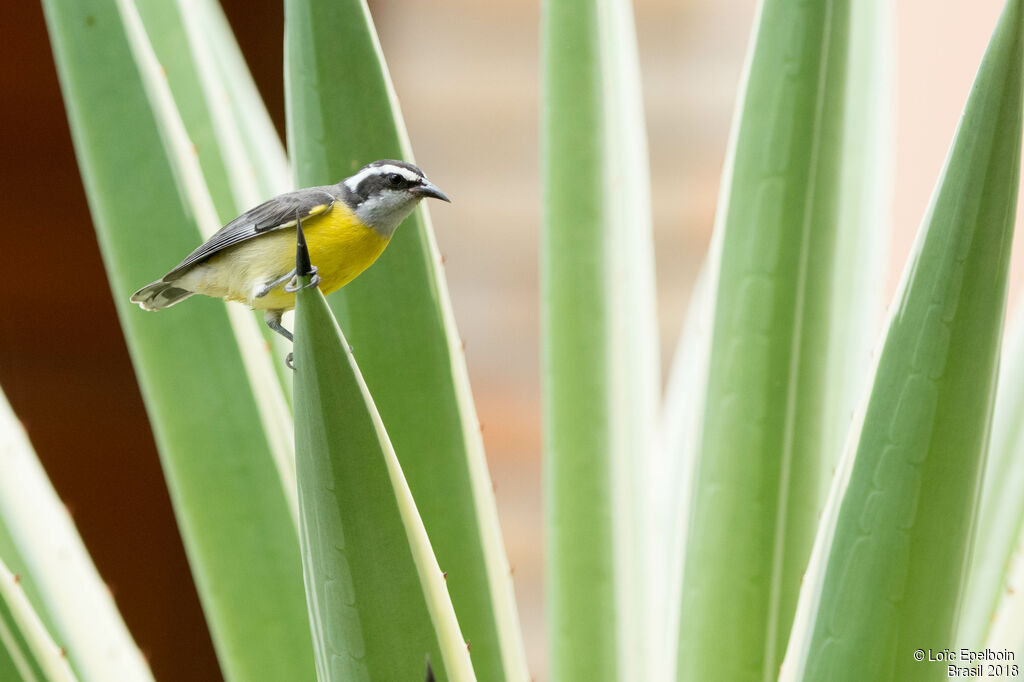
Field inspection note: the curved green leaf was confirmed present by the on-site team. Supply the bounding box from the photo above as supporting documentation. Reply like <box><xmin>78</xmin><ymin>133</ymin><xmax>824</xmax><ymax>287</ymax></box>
<box><xmin>960</xmin><ymin>290</ymin><xmax>1024</xmax><ymax>648</ymax></box>
<box><xmin>597</xmin><ymin>0</ymin><xmax>661</xmax><ymax>677</ymax></box>
<box><xmin>0</xmin><ymin>616</ymin><xmax>35</xmax><ymax>682</ymax></box>
<box><xmin>284</xmin><ymin>1</ymin><xmax>526</xmax><ymax>679</ymax></box>
<box><xmin>128</xmin><ymin>0</ymin><xmax>298</xmax><ymax>500</ymax></box>
<box><xmin>822</xmin><ymin>0</ymin><xmax>892</xmax><ymax>479</ymax></box>
<box><xmin>40</xmin><ymin>0</ymin><xmax>315</xmax><ymax>679</ymax></box>
<box><xmin>983</xmin><ymin>523</ymin><xmax>1024</xmax><ymax>661</ymax></box>
<box><xmin>0</xmin><ymin>390</ymin><xmax>152</xmax><ymax>682</ymax></box>
<box><xmin>781</xmin><ymin>2</ymin><xmax>1024</xmax><ymax>679</ymax></box>
<box><xmin>541</xmin><ymin>0</ymin><xmax>659</xmax><ymax>677</ymax></box>
<box><xmin>131</xmin><ymin>0</ymin><xmax>234</xmax><ymax>221</ymax></box>
<box><xmin>0</xmin><ymin>579</ymin><xmax>48</xmax><ymax>682</ymax></box>
<box><xmin>675</xmin><ymin>1</ymin><xmax>852</xmax><ymax>679</ymax></box>
<box><xmin>656</xmin><ymin>263</ymin><xmax>711</xmax><ymax>681</ymax></box>
<box><xmin>541</xmin><ymin>1</ymin><xmax>613</xmax><ymax>676</ymax></box>
<box><xmin>0</xmin><ymin>558</ymin><xmax>77</xmax><ymax>682</ymax></box>
<box><xmin>292</xmin><ymin>269</ymin><xmax>474</xmax><ymax>682</ymax></box>
<box><xmin>195</xmin><ymin>0</ymin><xmax>291</xmax><ymax>203</ymax></box>
<box><xmin>137</xmin><ymin>0</ymin><xmax>297</xmax><ymax>394</ymax></box>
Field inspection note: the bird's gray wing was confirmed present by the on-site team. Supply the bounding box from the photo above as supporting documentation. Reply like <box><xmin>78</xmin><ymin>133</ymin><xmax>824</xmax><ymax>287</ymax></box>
<box><xmin>164</xmin><ymin>186</ymin><xmax>338</xmax><ymax>280</ymax></box>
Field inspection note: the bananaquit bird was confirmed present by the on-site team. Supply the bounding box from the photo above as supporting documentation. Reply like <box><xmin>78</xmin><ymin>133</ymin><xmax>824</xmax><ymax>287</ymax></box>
<box><xmin>131</xmin><ymin>159</ymin><xmax>450</xmax><ymax>342</ymax></box>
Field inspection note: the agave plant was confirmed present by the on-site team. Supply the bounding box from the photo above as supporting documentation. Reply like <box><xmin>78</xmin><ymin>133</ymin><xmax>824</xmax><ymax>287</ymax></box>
<box><xmin>2</xmin><ymin>0</ymin><xmax>1023</xmax><ymax>680</ymax></box>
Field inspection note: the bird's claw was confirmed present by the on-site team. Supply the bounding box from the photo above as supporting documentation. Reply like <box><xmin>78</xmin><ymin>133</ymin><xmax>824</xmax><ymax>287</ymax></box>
<box><xmin>256</xmin><ymin>272</ymin><xmax>292</xmax><ymax>299</ymax></box>
<box><xmin>285</xmin><ymin>352</ymin><xmax>295</xmax><ymax>371</ymax></box>
<box><xmin>285</xmin><ymin>265</ymin><xmax>321</xmax><ymax>293</ymax></box>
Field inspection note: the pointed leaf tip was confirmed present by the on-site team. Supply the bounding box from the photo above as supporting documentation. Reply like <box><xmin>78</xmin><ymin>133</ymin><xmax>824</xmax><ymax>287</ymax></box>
<box><xmin>781</xmin><ymin>2</ymin><xmax>1024</xmax><ymax>679</ymax></box>
<box><xmin>295</xmin><ymin>211</ymin><xmax>313</xmax><ymax>278</ymax></box>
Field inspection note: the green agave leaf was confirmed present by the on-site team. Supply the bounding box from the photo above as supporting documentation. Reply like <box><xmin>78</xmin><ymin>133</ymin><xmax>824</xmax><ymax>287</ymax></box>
<box><xmin>541</xmin><ymin>1</ymin><xmax>615</xmax><ymax>676</ymax></box>
<box><xmin>195</xmin><ymin>0</ymin><xmax>292</xmax><ymax>204</ymax></box>
<box><xmin>0</xmin><ymin>614</ymin><xmax>33</xmax><ymax>682</ymax></box>
<box><xmin>821</xmin><ymin>0</ymin><xmax>892</xmax><ymax>482</ymax></box>
<box><xmin>146</xmin><ymin>0</ymin><xmax>271</xmax><ymax>214</ymax></box>
<box><xmin>40</xmin><ymin>0</ymin><xmax>315</xmax><ymax>679</ymax></box>
<box><xmin>0</xmin><ymin>512</ymin><xmax>50</xmax><ymax>681</ymax></box>
<box><xmin>0</xmin><ymin>390</ymin><xmax>152</xmax><ymax>682</ymax></box>
<box><xmin>292</xmin><ymin>263</ymin><xmax>475</xmax><ymax>682</ymax></box>
<box><xmin>675</xmin><ymin>1</ymin><xmax>852</xmax><ymax>679</ymax></box>
<box><xmin>0</xmin><ymin>559</ymin><xmax>49</xmax><ymax>682</ymax></box>
<box><xmin>129</xmin><ymin>0</ymin><xmax>298</xmax><ymax>495</ymax></box>
<box><xmin>960</xmin><ymin>294</ymin><xmax>1024</xmax><ymax>647</ymax></box>
<box><xmin>0</xmin><ymin>515</ymin><xmax>52</xmax><ymax>650</ymax></box>
<box><xmin>0</xmin><ymin>557</ymin><xmax>77</xmax><ymax>682</ymax></box>
<box><xmin>131</xmin><ymin>0</ymin><xmax>234</xmax><ymax>222</ymax></box>
<box><xmin>596</xmin><ymin>0</ymin><xmax>661</xmax><ymax>677</ymax></box>
<box><xmin>129</xmin><ymin>0</ymin><xmax>286</xmax><ymax>215</ymax></box>
<box><xmin>656</xmin><ymin>263</ymin><xmax>711</xmax><ymax>681</ymax></box>
<box><xmin>541</xmin><ymin>0</ymin><xmax>660</xmax><ymax>677</ymax></box>
<box><xmin>0</xmin><ymin>519</ymin><xmax>63</xmax><ymax>682</ymax></box>
<box><xmin>983</xmin><ymin>524</ymin><xmax>1024</xmax><ymax>661</ymax></box>
<box><xmin>138</xmin><ymin>0</ymin><xmax>297</xmax><ymax>392</ymax></box>
<box><xmin>284</xmin><ymin>1</ymin><xmax>527</xmax><ymax>679</ymax></box>
<box><xmin>781</xmin><ymin>2</ymin><xmax>1024</xmax><ymax>679</ymax></box>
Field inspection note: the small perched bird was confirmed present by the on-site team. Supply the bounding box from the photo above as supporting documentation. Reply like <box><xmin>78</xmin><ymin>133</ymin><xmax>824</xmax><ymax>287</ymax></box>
<box><xmin>131</xmin><ymin>159</ymin><xmax>450</xmax><ymax>342</ymax></box>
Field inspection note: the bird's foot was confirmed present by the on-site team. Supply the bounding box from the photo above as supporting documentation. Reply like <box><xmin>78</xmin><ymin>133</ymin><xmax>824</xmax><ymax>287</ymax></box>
<box><xmin>255</xmin><ymin>271</ymin><xmax>294</xmax><ymax>298</ymax></box>
<box><xmin>285</xmin><ymin>265</ymin><xmax>321</xmax><ymax>293</ymax></box>
<box><xmin>285</xmin><ymin>352</ymin><xmax>296</xmax><ymax>371</ymax></box>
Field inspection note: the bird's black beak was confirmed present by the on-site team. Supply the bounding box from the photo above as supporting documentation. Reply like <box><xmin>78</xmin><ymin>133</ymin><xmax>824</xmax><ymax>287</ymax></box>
<box><xmin>411</xmin><ymin>181</ymin><xmax>451</xmax><ymax>203</ymax></box>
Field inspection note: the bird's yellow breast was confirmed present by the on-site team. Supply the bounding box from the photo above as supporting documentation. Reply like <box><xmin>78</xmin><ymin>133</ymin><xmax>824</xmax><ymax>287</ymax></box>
<box><xmin>187</xmin><ymin>202</ymin><xmax>390</xmax><ymax>310</ymax></box>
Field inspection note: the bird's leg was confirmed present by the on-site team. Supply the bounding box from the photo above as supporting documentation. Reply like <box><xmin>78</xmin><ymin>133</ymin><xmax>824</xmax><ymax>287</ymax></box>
<box><xmin>256</xmin><ymin>264</ymin><xmax>321</xmax><ymax>298</ymax></box>
<box><xmin>255</xmin><ymin>271</ymin><xmax>294</xmax><ymax>298</ymax></box>
<box><xmin>264</xmin><ymin>309</ymin><xmax>293</xmax><ymax>342</ymax></box>
<box><xmin>273</xmin><ymin>212</ymin><xmax>318</xmax><ymax>371</ymax></box>
<box><xmin>284</xmin><ymin>264</ymin><xmax>321</xmax><ymax>293</ymax></box>
<box><xmin>263</xmin><ymin>310</ymin><xmax>297</xmax><ymax>370</ymax></box>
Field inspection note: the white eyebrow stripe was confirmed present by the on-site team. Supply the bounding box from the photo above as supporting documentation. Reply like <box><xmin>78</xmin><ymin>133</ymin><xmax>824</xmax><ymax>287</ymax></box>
<box><xmin>343</xmin><ymin>164</ymin><xmax>422</xmax><ymax>191</ymax></box>
<box><xmin>343</xmin><ymin>168</ymin><xmax>374</xmax><ymax>191</ymax></box>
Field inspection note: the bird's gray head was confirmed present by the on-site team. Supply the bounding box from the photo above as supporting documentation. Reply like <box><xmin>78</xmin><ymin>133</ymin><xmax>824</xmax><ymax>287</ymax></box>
<box><xmin>342</xmin><ymin>160</ymin><xmax>450</xmax><ymax>237</ymax></box>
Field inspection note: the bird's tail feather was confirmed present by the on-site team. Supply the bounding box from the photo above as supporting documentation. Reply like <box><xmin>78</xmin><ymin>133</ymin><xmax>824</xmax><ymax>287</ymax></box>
<box><xmin>130</xmin><ymin>280</ymin><xmax>194</xmax><ymax>311</ymax></box>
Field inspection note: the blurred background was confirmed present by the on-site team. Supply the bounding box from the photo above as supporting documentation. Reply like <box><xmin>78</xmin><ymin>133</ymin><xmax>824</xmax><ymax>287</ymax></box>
<box><xmin>1</xmin><ymin>0</ymin><xmax>1022</xmax><ymax>679</ymax></box>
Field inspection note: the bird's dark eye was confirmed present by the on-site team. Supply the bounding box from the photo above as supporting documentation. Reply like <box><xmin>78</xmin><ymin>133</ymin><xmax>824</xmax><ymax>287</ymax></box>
<box><xmin>387</xmin><ymin>173</ymin><xmax>404</xmax><ymax>187</ymax></box>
